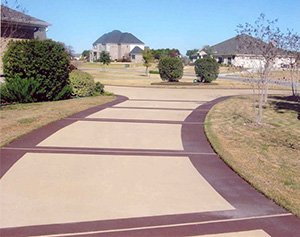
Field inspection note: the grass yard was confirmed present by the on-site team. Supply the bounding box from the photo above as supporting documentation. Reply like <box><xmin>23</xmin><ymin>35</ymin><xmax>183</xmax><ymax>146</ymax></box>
<box><xmin>0</xmin><ymin>95</ymin><xmax>114</xmax><ymax>147</ymax></box>
<box><xmin>78</xmin><ymin>61</ymin><xmax>145</xmax><ymax>69</ymax></box>
<box><xmin>205</xmin><ymin>95</ymin><xmax>300</xmax><ymax>216</ymax></box>
<box><xmin>184</xmin><ymin>65</ymin><xmax>244</xmax><ymax>74</ymax></box>
<box><xmin>237</xmin><ymin>70</ymin><xmax>300</xmax><ymax>82</ymax></box>
<box><xmin>79</xmin><ymin>63</ymin><xmax>287</xmax><ymax>89</ymax></box>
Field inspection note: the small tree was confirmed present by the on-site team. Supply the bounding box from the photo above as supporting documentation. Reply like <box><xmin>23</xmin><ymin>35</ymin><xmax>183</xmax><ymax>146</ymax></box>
<box><xmin>284</xmin><ymin>30</ymin><xmax>300</xmax><ymax>97</ymax></box>
<box><xmin>81</xmin><ymin>50</ymin><xmax>90</xmax><ymax>60</ymax></box>
<box><xmin>237</xmin><ymin>13</ymin><xmax>286</xmax><ymax>124</ymax></box>
<box><xmin>142</xmin><ymin>48</ymin><xmax>154</xmax><ymax>76</ymax></box>
<box><xmin>186</xmin><ymin>49</ymin><xmax>198</xmax><ymax>60</ymax></box>
<box><xmin>158</xmin><ymin>56</ymin><xmax>183</xmax><ymax>82</ymax></box>
<box><xmin>99</xmin><ymin>51</ymin><xmax>111</xmax><ymax>66</ymax></box>
<box><xmin>194</xmin><ymin>57</ymin><xmax>219</xmax><ymax>83</ymax></box>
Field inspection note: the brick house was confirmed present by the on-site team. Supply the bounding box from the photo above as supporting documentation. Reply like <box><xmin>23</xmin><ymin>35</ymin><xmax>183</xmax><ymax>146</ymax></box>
<box><xmin>0</xmin><ymin>5</ymin><xmax>50</xmax><ymax>71</ymax></box>
<box><xmin>91</xmin><ymin>30</ymin><xmax>145</xmax><ymax>63</ymax></box>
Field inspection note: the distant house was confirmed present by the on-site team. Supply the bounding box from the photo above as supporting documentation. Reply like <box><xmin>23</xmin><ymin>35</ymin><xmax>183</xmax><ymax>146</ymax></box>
<box><xmin>91</xmin><ymin>30</ymin><xmax>145</xmax><ymax>63</ymax></box>
<box><xmin>129</xmin><ymin>46</ymin><xmax>144</xmax><ymax>63</ymax></box>
<box><xmin>0</xmin><ymin>5</ymin><xmax>50</xmax><ymax>71</ymax></box>
<box><xmin>193</xmin><ymin>35</ymin><xmax>291</xmax><ymax>69</ymax></box>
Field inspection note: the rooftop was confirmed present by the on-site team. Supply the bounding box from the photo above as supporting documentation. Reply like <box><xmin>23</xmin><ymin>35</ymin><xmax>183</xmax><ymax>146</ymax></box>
<box><xmin>130</xmin><ymin>46</ymin><xmax>143</xmax><ymax>54</ymax></box>
<box><xmin>1</xmin><ymin>5</ymin><xmax>50</xmax><ymax>27</ymax></box>
<box><xmin>93</xmin><ymin>30</ymin><xmax>144</xmax><ymax>46</ymax></box>
<box><xmin>210</xmin><ymin>34</ymin><xmax>265</xmax><ymax>55</ymax></box>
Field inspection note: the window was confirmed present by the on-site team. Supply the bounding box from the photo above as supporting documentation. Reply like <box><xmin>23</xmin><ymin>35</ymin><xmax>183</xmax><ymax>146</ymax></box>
<box><xmin>132</xmin><ymin>55</ymin><xmax>136</xmax><ymax>60</ymax></box>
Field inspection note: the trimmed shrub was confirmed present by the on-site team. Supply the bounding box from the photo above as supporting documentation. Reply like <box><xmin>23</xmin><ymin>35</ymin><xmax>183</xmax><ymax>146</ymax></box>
<box><xmin>69</xmin><ymin>70</ymin><xmax>96</xmax><ymax>97</ymax></box>
<box><xmin>158</xmin><ymin>56</ymin><xmax>183</xmax><ymax>82</ymax></box>
<box><xmin>194</xmin><ymin>57</ymin><xmax>219</xmax><ymax>83</ymax></box>
<box><xmin>95</xmin><ymin>81</ymin><xmax>104</xmax><ymax>94</ymax></box>
<box><xmin>2</xmin><ymin>39</ymin><xmax>71</xmax><ymax>102</ymax></box>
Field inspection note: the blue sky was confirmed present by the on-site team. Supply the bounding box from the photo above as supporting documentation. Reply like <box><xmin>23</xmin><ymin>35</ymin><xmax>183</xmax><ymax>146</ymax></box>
<box><xmin>7</xmin><ymin>0</ymin><xmax>300</xmax><ymax>54</ymax></box>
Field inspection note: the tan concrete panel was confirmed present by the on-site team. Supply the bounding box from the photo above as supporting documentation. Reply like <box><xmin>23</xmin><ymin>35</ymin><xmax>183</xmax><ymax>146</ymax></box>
<box><xmin>0</xmin><ymin>153</ymin><xmax>234</xmax><ymax>228</ymax></box>
<box><xmin>105</xmin><ymin>86</ymin><xmax>255</xmax><ymax>101</ymax></box>
<box><xmin>193</xmin><ymin>229</ymin><xmax>271</xmax><ymax>237</ymax></box>
<box><xmin>38</xmin><ymin>121</ymin><xmax>183</xmax><ymax>150</ymax></box>
<box><xmin>114</xmin><ymin>100</ymin><xmax>200</xmax><ymax>109</ymax></box>
<box><xmin>87</xmin><ymin>108</ymin><xmax>192</xmax><ymax>121</ymax></box>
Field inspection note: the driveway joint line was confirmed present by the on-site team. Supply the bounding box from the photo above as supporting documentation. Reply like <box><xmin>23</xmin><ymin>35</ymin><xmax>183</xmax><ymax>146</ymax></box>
<box><xmin>1</xmin><ymin>147</ymin><xmax>216</xmax><ymax>156</ymax></box>
<box><xmin>64</xmin><ymin>117</ymin><xmax>205</xmax><ymax>125</ymax></box>
<box><xmin>111</xmin><ymin>106</ymin><xmax>196</xmax><ymax>111</ymax></box>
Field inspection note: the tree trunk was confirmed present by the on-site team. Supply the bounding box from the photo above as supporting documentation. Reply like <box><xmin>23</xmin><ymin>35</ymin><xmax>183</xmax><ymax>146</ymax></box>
<box><xmin>256</xmin><ymin>81</ymin><xmax>263</xmax><ymax>124</ymax></box>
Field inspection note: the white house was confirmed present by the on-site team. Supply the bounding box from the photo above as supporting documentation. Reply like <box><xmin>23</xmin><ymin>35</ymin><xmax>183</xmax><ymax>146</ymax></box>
<box><xmin>194</xmin><ymin>35</ymin><xmax>293</xmax><ymax>70</ymax></box>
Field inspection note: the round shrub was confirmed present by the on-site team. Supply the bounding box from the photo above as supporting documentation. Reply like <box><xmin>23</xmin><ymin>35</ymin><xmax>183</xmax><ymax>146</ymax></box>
<box><xmin>194</xmin><ymin>57</ymin><xmax>219</xmax><ymax>83</ymax></box>
<box><xmin>95</xmin><ymin>81</ymin><xmax>104</xmax><ymax>94</ymax></box>
<box><xmin>69</xmin><ymin>70</ymin><xmax>96</xmax><ymax>97</ymax></box>
<box><xmin>2</xmin><ymin>39</ymin><xmax>71</xmax><ymax>102</ymax></box>
<box><xmin>158</xmin><ymin>56</ymin><xmax>183</xmax><ymax>82</ymax></box>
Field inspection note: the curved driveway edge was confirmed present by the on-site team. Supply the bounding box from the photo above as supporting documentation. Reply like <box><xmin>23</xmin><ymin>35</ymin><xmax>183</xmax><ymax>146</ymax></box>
<box><xmin>0</xmin><ymin>95</ymin><xmax>128</xmax><ymax>178</ymax></box>
<box><xmin>1</xmin><ymin>92</ymin><xmax>299</xmax><ymax>237</ymax></box>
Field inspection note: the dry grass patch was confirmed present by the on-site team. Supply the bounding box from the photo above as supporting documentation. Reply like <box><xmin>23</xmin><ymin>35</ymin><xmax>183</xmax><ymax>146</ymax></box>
<box><xmin>81</xmin><ymin>65</ymin><xmax>286</xmax><ymax>89</ymax></box>
<box><xmin>0</xmin><ymin>95</ymin><xmax>114</xmax><ymax>147</ymax></box>
<box><xmin>205</xmin><ymin>95</ymin><xmax>300</xmax><ymax>216</ymax></box>
<box><xmin>237</xmin><ymin>70</ymin><xmax>300</xmax><ymax>82</ymax></box>
<box><xmin>184</xmin><ymin>65</ymin><xmax>243</xmax><ymax>74</ymax></box>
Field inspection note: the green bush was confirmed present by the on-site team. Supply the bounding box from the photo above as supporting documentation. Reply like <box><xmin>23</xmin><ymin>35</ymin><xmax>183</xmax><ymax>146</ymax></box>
<box><xmin>158</xmin><ymin>56</ymin><xmax>183</xmax><ymax>82</ymax></box>
<box><xmin>149</xmin><ymin>70</ymin><xmax>159</xmax><ymax>74</ymax></box>
<box><xmin>2</xmin><ymin>39</ymin><xmax>71</xmax><ymax>102</ymax></box>
<box><xmin>194</xmin><ymin>57</ymin><xmax>219</xmax><ymax>83</ymax></box>
<box><xmin>69</xmin><ymin>70</ymin><xmax>96</xmax><ymax>97</ymax></box>
<box><xmin>0</xmin><ymin>77</ymin><xmax>39</xmax><ymax>103</ymax></box>
<box><xmin>95</xmin><ymin>81</ymin><xmax>104</xmax><ymax>94</ymax></box>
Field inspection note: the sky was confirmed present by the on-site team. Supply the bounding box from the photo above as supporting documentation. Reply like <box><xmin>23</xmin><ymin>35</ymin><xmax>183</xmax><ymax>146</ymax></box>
<box><xmin>5</xmin><ymin>0</ymin><xmax>300</xmax><ymax>55</ymax></box>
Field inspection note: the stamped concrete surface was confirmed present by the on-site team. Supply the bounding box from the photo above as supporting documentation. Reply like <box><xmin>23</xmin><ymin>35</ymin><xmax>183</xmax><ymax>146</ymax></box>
<box><xmin>38</xmin><ymin>121</ymin><xmax>183</xmax><ymax>150</ymax></box>
<box><xmin>87</xmin><ymin>108</ymin><xmax>192</xmax><ymax>121</ymax></box>
<box><xmin>1</xmin><ymin>153</ymin><xmax>233</xmax><ymax>228</ymax></box>
<box><xmin>0</xmin><ymin>86</ymin><xmax>299</xmax><ymax>237</ymax></box>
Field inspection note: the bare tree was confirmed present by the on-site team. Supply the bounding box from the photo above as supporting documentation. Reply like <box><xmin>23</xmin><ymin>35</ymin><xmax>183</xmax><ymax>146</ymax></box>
<box><xmin>284</xmin><ymin>30</ymin><xmax>300</xmax><ymax>97</ymax></box>
<box><xmin>236</xmin><ymin>13</ymin><xmax>286</xmax><ymax>124</ymax></box>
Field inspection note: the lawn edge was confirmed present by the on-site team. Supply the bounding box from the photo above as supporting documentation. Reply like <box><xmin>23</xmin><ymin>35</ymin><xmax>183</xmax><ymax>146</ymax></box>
<box><xmin>203</xmin><ymin>95</ymin><xmax>299</xmax><ymax>217</ymax></box>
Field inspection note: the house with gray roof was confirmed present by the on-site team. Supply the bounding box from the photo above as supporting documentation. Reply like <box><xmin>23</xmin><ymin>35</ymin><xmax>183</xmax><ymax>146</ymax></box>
<box><xmin>195</xmin><ymin>35</ymin><xmax>290</xmax><ymax>69</ymax></box>
<box><xmin>1</xmin><ymin>5</ymin><xmax>50</xmax><ymax>72</ymax></box>
<box><xmin>1</xmin><ymin>5</ymin><xmax>50</xmax><ymax>40</ymax></box>
<box><xmin>91</xmin><ymin>30</ymin><xmax>145</xmax><ymax>63</ymax></box>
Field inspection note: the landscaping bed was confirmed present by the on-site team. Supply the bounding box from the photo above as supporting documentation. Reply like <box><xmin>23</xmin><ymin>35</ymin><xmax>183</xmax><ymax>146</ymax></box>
<box><xmin>205</xmin><ymin>95</ymin><xmax>300</xmax><ymax>216</ymax></box>
<box><xmin>151</xmin><ymin>81</ymin><xmax>209</xmax><ymax>86</ymax></box>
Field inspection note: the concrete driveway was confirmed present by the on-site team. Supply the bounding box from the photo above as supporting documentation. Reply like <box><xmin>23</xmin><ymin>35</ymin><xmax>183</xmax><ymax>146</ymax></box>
<box><xmin>1</xmin><ymin>86</ymin><xmax>299</xmax><ymax>236</ymax></box>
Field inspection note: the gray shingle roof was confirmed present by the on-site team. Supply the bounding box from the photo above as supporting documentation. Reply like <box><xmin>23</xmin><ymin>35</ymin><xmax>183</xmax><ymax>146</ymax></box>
<box><xmin>210</xmin><ymin>34</ymin><xmax>264</xmax><ymax>56</ymax></box>
<box><xmin>93</xmin><ymin>30</ymin><xmax>144</xmax><ymax>46</ymax></box>
<box><xmin>130</xmin><ymin>46</ymin><xmax>143</xmax><ymax>55</ymax></box>
<box><xmin>1</xmin><ymin>5</ymin><xmax>50</xmax><ymax>27</ymax></box>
